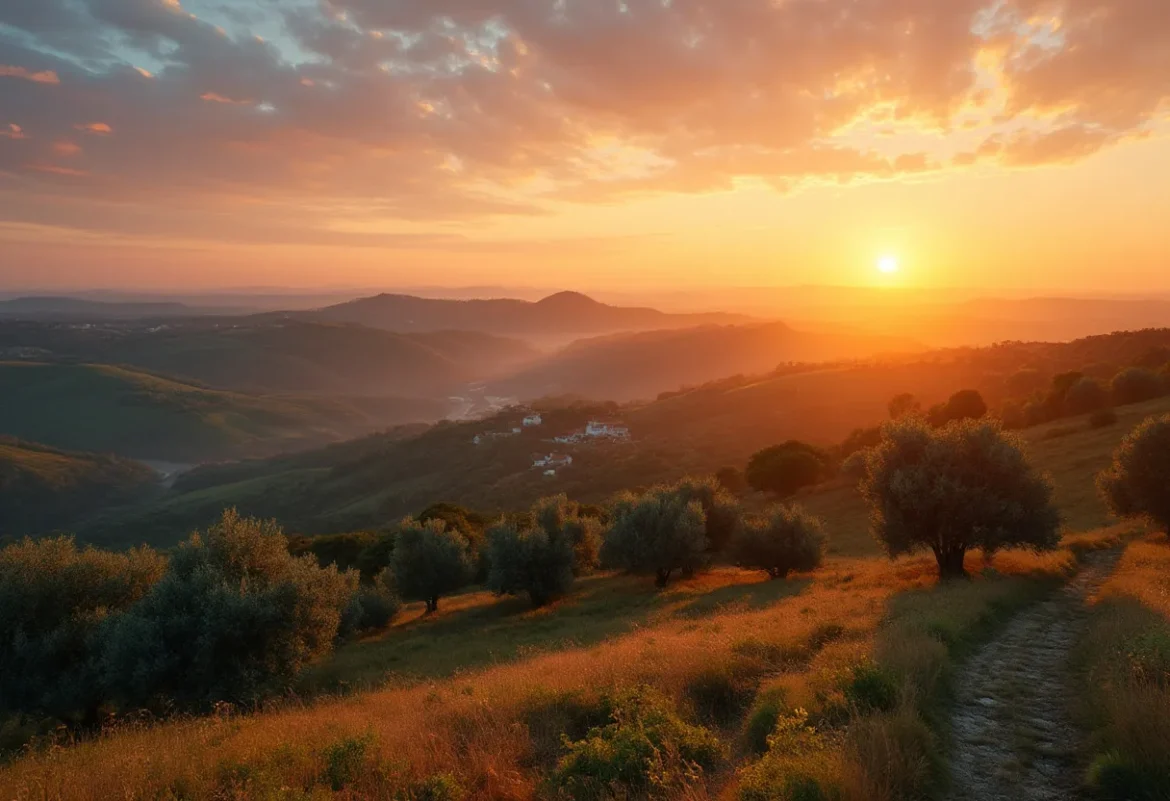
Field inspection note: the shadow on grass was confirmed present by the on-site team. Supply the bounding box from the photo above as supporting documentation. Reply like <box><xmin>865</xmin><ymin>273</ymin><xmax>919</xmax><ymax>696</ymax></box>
<box><xmin>303</xmin><ymin>568</ymin><xmax>815</xmax><ymax>695</ymax></box>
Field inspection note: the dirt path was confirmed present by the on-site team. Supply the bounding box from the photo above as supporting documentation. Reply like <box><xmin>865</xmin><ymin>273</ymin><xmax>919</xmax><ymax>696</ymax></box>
<box><xmin>946</xmin><ymin>551</ymin><xmax>1119</xmax><ymax>801</ymax></box>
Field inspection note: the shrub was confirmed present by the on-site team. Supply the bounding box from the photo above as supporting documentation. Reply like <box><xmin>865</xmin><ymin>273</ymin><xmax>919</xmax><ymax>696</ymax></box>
<box><xmin>716</xmin><ymin>466</ymin><xmax>748</xmax><ymax>495</ymax></box>
<box><xmin>340</xmin><ymin>569</ymin><xmax>402</xmax><ymax>637</ymax></box>
<box><xmin>552</xmin><ymin>685</ymin><xmax>723</xmax><ymax>800</ymax></box>
<box><xmin>0</xmin><ymin>537</ymin><xmax>164</xmax><ymax>721</ymax></box>
<box><xmin>685</xmin><ymin>660</ymin><xmax>758</xmax><ymax>725</ymax></box>
<box><xmin>737</xmin><ymin>708</ymin><xmax>841</xmax><ymax>801</ymax></box>
<box><xmin>733</xmin><ymin>505</ymin><xmax>826</xmax><ymax>580</ymax></box>
<box><xmin>746</xmin><ymin>442</ymin><xmax>830</xmax><ymax>497</ymax></box>
<box><xmin>838</xmin><ymin>426</ymin><xmax>882</xmax><ymax>459</ymax></box>
<box><xmin>843</xmin><ymin>662</ymin><xmax>899</xmax><ymax>714</ymax></box>
<box><xmin>100</xmin><ymin>509</ymin><xmax>357</xmax><ymax>711</ymax></box>
<box><xmin>1112</xmin><ymin>367</ymin><xmax>1166</xmax><ymax>406</ymax></box>
<box><xmin>602</xmin><ymin>488</ymin><xmax>708</xmax><ymax>586</ymax></box>
<box><xmin>859</xmin><ymin>417</ymin><xmax>1061</xmax><ymax>579</ymax></box>
<box><xmin>391</xmin><ymin>518</ymin><xmax>474</xmax><ymax>613</ymax></box>
<box><xmin>1098</xmin><ymin>414</ymin><xmax>1170</xmax><ymax>534</ymax></box>
<box><xmin>669</xmin><ymin>476</ymin><xmax>744</xmax><ymax>553</ymax></box>
<box><xmin>321</xmin><ymin>734</ymin><xmax>373</xmax><ymax>791</ymax></box>
<box><xmin>1090</xmin><ymin>408</ymin><xmax>1119</xmax><ymax>429</ymax></box>
<box><xmin>887</xmin><ymin>393</ymin><xmax>921</xmax><ymax>420</ymax></box>
<box><xmin>1065</xmin><ymin>376</ymin><xmax>1111</xmax><ymax>415</ymax></box>
<box><xmin>927</xmin><ymin>389</ymin><xmax>987</xmax><ymax>427</ymax></box>
<box><xmin>744</xmin><ymin>687</ymin><xmax>787</xmax><ymax>754</ymax></box>
<box><xmin>486</xmin><ymin>521</ymin><xmax>575</xmax><ymax>608</ymax></box>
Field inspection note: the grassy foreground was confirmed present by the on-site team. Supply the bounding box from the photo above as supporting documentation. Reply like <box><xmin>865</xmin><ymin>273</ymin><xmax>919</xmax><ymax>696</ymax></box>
<box><xmin>1076</xmin><ymin>534</ymin><xmax>1170</xmax><ymax>799</ymax></box>
<box><xmin>0</xmin><ymin>530</ymin><xmax>1120</xmax><ymax>801</ymax></box>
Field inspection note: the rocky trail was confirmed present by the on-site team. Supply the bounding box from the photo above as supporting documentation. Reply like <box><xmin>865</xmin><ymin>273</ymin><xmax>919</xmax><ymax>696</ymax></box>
<box><xmin>945</xmin><ymin>551</ymin><xmax>1120</xmax><ymax>801</ymax></box>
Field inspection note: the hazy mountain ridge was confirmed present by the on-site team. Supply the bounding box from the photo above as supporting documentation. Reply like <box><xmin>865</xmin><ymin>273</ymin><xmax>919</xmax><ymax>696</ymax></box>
<box><xmin>308</xmin><ymin>290</ymin><xmax>752</xmax><ymax>338</ymax></box>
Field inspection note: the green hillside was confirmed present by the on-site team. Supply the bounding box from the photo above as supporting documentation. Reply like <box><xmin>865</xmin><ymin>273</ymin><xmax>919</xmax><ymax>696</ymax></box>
<box><xmin>0</xmin><ymin>362</ymin><xmax>442</xmax><ymax>463</ymax></box>
<box><xmin>0</xmin><ymin>438</ymin><xmax>157</xmax><ymax>536</ymax></box>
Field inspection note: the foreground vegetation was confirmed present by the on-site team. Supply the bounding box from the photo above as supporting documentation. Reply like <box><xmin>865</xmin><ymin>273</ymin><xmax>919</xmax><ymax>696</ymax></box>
<box><xmin>0</xmin><ymin>534</ymin><xmax>1111</xmax><ymax>800</ymax></box>
<box><xmin>1077</xmin><ymin>535</ymin><xmax>1170</xmax><ymax>800</ymax></box>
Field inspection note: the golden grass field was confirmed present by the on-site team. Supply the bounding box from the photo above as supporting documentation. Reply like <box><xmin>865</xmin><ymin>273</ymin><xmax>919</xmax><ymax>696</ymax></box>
<box><xmin>1</xmin><ymin>398</ymin><xmax>1166</xmax><ymax>801</ymax></box>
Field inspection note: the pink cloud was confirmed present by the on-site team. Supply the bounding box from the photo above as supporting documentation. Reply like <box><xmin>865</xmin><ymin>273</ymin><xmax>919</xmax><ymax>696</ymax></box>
<box><xmin>0</xmin><ymin>65</ymin><xmax>60</xmax><ymax>84</ymax></box>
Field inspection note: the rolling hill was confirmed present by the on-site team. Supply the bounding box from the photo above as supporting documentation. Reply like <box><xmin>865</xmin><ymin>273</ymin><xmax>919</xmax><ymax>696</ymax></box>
<box><xmin>0</xmin><ymin>362</ymin><xmax>445</xmax><ymax>463</ymax></box>
<box><xmin>490</xmin><ymin>321</ymin><xmax>922</xmax><ymax>401</ymax></box>
<box><xmin>0</xmin><ymin>319</ymin><xmax>538</xmax><ymax>397</ymax></box>
<box><xmin>78</xmin><ymin>328</ymin><xmax>1170</xmax><ymax>548</ymax></box>
<box><xmin>308</xmin><ymin>290</ymin><xmax>750</xmax><ymax>341</ymax></box>
<box><xmin>0</xmin><ymin>438</ymin><xmax>157</xmax><ymax>536</ymax></box>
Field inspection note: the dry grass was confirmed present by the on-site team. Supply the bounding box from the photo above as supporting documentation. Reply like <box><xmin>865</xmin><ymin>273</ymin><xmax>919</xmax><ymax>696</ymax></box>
<box><xmin>1076</xmin><ymin>534</ymin><xmax>1170</xmax><ymax>799</ymax></box>
<box><xmin>0</xmin><ymin>529</ymin><xmax>1110</xmax><ymax>801</ymax></box>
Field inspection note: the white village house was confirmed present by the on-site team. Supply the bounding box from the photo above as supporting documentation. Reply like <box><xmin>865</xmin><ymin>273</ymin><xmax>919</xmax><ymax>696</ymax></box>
<box><xmin>586</xmin><ymin>421</ymin><xmax>631</xmax><ymax>439</ymax></box>
<box><xmin>533</xmin><ymin>453</ymin><xmax>574</xmax><ymax>469</ymax></box>
<box><xmin>523</xmin><ymin>413</ymin><xmax>543</xmax><ymax>427</ymax></box>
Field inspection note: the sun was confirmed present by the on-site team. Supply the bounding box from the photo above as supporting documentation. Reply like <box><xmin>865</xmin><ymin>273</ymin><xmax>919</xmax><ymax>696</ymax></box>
<box><xmin>877</xmin><ymin>255</ymin><xmax>900</xmax><ymax>275</ymax></box>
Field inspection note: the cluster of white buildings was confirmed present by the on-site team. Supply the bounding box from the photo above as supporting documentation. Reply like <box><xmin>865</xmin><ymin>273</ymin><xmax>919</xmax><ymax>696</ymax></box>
<box><xmin>554</xmin><ymin>420</ymin><xmax>632</xmax><ymax>444</ymax></box>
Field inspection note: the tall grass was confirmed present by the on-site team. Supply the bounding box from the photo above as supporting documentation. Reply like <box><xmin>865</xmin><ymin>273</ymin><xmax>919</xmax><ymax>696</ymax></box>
<box><xmin>1076</xmin><ymin>535</ymin><xmax>1170</xmax><ymax>800</ymax></box>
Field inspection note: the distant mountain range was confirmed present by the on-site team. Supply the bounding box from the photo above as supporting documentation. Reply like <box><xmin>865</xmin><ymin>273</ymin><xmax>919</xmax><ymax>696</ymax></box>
<box><xmin>0</xmin><ymin>318</ymin><xmax>538</xmax><ymax>398</ymax></box>
<box><xmin>307</xmin><ymin>291</ymin><xmax>752</xmax><ymax>339</ymax></box>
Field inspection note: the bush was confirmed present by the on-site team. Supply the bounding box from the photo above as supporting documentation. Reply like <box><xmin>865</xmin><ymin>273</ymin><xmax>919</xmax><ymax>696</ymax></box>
<box><xmin>339</xmin><ymin>570</ymin><xmax>402</xmax><ymax>637</ymax></box>
<box><xmin>859</xmin><ymin>417</ymin><xmax>1061</xmax><ymax>579</ymax></box>
<box><xmin>737</xmin><ymin>708</ymin><xmax>841</xmax><ymax>801</ymax></box>
<box><xmin>1065</xmin><ymin>376</ymin><xmax>1111</xmax><ymax>415</ymax></box>
<box><xmin>1090</xmin><ymin>408</ymin><xmax>1119</xmax><ymax>429</ymax></box>
<box><xmin>840</xmin><ymin>450</ymin><xmax>870</xmax><ymax>481</ymax></box>
<box><xmin>733</xmin><ymin>505</ymin><xmax>826</xmax><ymax>580</ymax></box>
<box><xmin>321</xmin><ymin>734</ymin><xmax>373</xmax><ymax>791</ymax></box>
<box><xmin>927</xmin><ymin>389</ymin><xmax>987</xmax><ymax>427</ymax></box>
<box><xmin>1112</xmin><ymin>368</ymin><xmax>1166</xmax><ymax>406</ymax></box>
<box><xmin>1098</xmin><ymin>414</ymin><xmax>1170</xmax><ymax>534</ymax></box>
<box><xmin>838</xmin><ymin>426</ymin><xmax>882</xmax><ymax>459</ymax></box>
<box><xmin>391</xmin><ymin>518</ymin><xmax>474</xmax><ymax>613</ymax></box>
<box><xmin>602</xmin><ymin>488</ymin><xmax>708</xmax><ymax>587</ymax></box>
<box><xmin>552</xmin><ymin>685</ymin><xmax>723</xmax><ymax>800</ymax></box>
<box><xmin>486</xmin><ymin>521</ymin><xmax>575</xmax><ymax>608</ymax></box>
<box><xmin>0</xmin><ymin>537</ymin><xmax>164</xmax><ymax>721</ymax></box>
<box><xmin>716</xmin><ymin>466</ymin><xmax>748</xmax><ymax>495</ymax></box>
<box><xmin>99</xmin><ymin>509</ymin><xmax>357</xmax><ymax>711</ymax></box>
<box><xmin>746</xmin><ymin>442</ymin><xmax>830</xmax><ymax>497</ymax></box>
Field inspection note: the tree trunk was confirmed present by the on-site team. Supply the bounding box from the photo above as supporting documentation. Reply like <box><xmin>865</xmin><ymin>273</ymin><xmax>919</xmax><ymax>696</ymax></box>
<box><xmin>426</xmin><ymin>596</ymin><xmax>439</xmax><ymax>614</ymax></box>
<box><xmin>655</xmin><ymin>568</ymin><xmax>672</xmax><ymax>588</ymax></box>
<box><xmin>936</xmin><ymin>547</ymin><xmax>968</xmax><ymax>580</ymax></box>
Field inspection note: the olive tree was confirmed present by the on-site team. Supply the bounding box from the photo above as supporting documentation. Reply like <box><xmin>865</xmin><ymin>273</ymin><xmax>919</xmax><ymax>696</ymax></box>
<box><xmin>746</xmin><ymin>442</ymin><xmax>829</xmax><ymax>497</ymax></box>
<box><xmin>669</xmin><ymin>476</ymin><xmax>743</xmax><ymax>554</ymax></box>
<box><xmin>486</xmin><ymin>521</ymin><xmax>576</xmax><ymax>607</ymax></box>
<box><xmin>602</xmin><ymin>488</ymin><xmax>708</xmax><ymax>587</ymax></box>
<box><xmin>0</xmin><ymin>536</ymin><xmax>164</xmax><ymax>721</ymax></box>
<box><xmin>859</xmin><ymin>418</ymin><xmax>1061</xmax><ymax>579</ymax></box>
<box><xmin>99</xmin><ymin>509</ymin><xmax>357</xmax><ymax>711</ymax></box>
<box><xmin>1098</xmin><ymin>414</ymin><xmax>1170</xmax><ymax>534</ymax></box>
<box><xmin>530</xmin><ymin>494</ymin><xmax>603</xmax><ymax>575</ymax></box>
<box><xmin>732</xmin><ymin>505</ymin><xmax>827</xmax><ymax>579</ymax></box>
<box><xmin>391</xmin><ymin>517</ymin><xmax>474</xmax><ymax>613</ymax></box>
<box><xmin>486</xmin><ymin>496</ymin><xmax>604</xmax><ymax>607</ymax></box>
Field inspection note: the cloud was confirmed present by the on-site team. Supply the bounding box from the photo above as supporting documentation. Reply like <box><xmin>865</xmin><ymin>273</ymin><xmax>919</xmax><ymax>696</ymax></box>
<box><xmin>0</xmin><ymin>65</ymin><xmax>61</xmax><ymax>84</ymax></box>
<box><xmin>0</xmin><ymin>0</ymin><xmax>1165</xmax><ymax>245</ymax></box>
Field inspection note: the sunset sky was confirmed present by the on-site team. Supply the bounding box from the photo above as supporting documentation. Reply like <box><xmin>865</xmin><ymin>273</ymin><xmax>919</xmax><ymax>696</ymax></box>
<box><xmin>1</xmin><ymin>0</ymin><xmax>1167</xmax><ymax>293</ymax></box>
